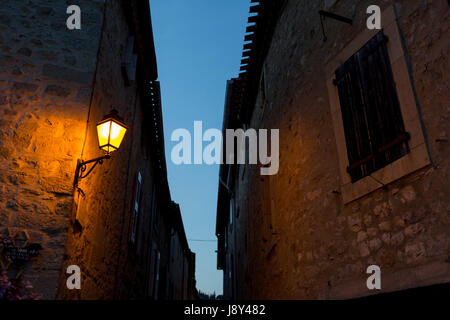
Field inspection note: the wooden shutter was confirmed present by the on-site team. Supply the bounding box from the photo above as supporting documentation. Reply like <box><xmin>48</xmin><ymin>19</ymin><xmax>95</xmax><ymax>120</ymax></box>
<box><xmin>335</xmin><ymin>31</ymin><xmax>409</xmax><ymax>182</ymax></box>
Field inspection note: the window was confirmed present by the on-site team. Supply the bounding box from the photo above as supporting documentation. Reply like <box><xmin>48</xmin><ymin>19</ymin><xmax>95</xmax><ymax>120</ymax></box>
<box><xmin>326</xmin><ymin>5</ymin><xmax>431</xmax><ymax>203</ymax></box>
<box><xmin>131</xmin><ymin>171</ymin><xmax>142</xmax><ymax>244</ymax></box>
<box><xmin>151</xmin><ymin>187</ymin><xmax>160</xmax><ymax>232</ymax></box>
<box><xmin>224</xmin><ymin>226</ymin><xmax>228</xmax><ymax>253</ymax></box>
<box><xmin>335</xmin><ymin>31</ymin><xmax>409</xmax><ymax>182</ymax></box>
<box><xmin>122</xmin><ymin>36</ymin><xmax>138</xmax><ymax>86</ymax></box>
<box><xmin>229</xmin><ymin>197</ymin><xmax>234</xmax><ymax>227</ymax></box>
<box><xmin>170</xmin><ymin>228</ymin><xmax>176</xmax><ymax>263</ymax></box>
<box><xmin>147</xmin><ymin>242</ymin><xmax>160</xmax><ymax>299</ymax></box>
<box><xmin>229</xmin><ymin>254</ymin><xmax>233</xmax><ymax>281</ymax></box>
<box><xmin>153</xmin><ymin>247</ymin><xmax>160</xmax><ymax>299</ymax></box>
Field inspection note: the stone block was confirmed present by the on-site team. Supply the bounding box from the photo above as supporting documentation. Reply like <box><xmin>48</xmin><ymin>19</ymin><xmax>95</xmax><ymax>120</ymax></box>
<box><xmin>405</xmin><ymin>242</ymin><xmax>426</xmax><ymax>264</ymax></box>
<box><xmin>373</xmin><ymin>201</ymin><xmax>393</xmax><ymax>218</ymax></box>
<box><xmin>358</xmin><ymin>242</ymin><xmax>370</xmax><ymax>258</ymax></box>
<box><xmin>390</xmin><ymin>231</ymin><xmax>404</xmax><ymax>246</ymax></box>
<box><xmin>347</xmin><ymin>214</ymin><xmax>362</xmax><ymax>232</ymax></box>
<box><xmin>54</xmin><ymin>199</ymin><xmax>72</xmax><ymax>217</ymax></box>
<box><xmin>75</xmin><ymin>87</ymin><xmax>92</xmax><ymax>104</ymax></box>
<box><xmin>379</xmin><ymin>221</ymin><xmax>392</xmax><ymax>232</ymax></box>
<box><xmin>404</xmin><ymin>223</ymin><xmax>425</xmax><ymax>238</ymax></box>
<box><xmin>369</xmin><ymin>238</ymin><xmax>382</xmax><ymax>252</ymax></box>
<box><xmin>367</xmin><ymin>228</ymin><xmax>377</xmax><ymax>237</ymax></box>
<box><xmin>381</xmin><ymin>233</ymin><xmax>391</xmax><ymax>245</ymax></box>
<box><xmin>0</xmin><ymin>95</ymin><xmax>7</xmax><ymax>105</ymax></box>
<box><xmin>36</xmin><ymin>6</ymin><xmax>55</xmax><ymax>16</ymax></box>
<box><xmin>17</xmin><ymin>47</ymin><xmax>32</xmax><ymax>57</ymax></box>
<box><xmin>44</xmin><ymin>85</ymin><xmax>71</xmax><ymax>97</ymax></box>
<box><xmin>12</xmin><ymin>81</ymin><xmax>39</xmax><ymax>94</ymax></box>
<box><xmin>39</xmin><ymin>177</ymin><xmax>73</xmax><ymax>195</ymax></box>
<box><xmin>6</xmin><ymin>199</ymin><xmax>19</xmax><ymax>211</ymax></box>
<box><xmin>363</xmin><ymin>214</ymin><xmax>372</xmax><ymax>226</ymax></box>
<box><xmin>0</xmin><ymin>55</ymin><xmax>18</xmax><ymax>66</ymax></box>
<box><xmin>42</xmin><ymin>64</ymin><xmax>93</xmax><ymax>86</ymax></box>
<box><xmin>399</xmin><ymin>186</ymin><xmax>416</xmax><ymax>203</ymax></box>
<box><xmin>64</xmin><ymin>56</ymin><xmax>77</xmax><ymax>67</ymax></box>
<box><xmin>356</xmin><ymin>231</ymin><xmax>367</xmax><ymax>243</ymax></box>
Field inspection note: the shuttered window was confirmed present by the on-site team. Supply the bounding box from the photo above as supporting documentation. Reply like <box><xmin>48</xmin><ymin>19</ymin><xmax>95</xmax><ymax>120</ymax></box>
<box><xmin>131</xmin><ymin>171</ymin><xmax>143</xmax><ymax>244</ymax></box>
<box><xmin>335</xmin><ymin>31</ymin><xmax>410</xmax><ymax>182</ymax></box>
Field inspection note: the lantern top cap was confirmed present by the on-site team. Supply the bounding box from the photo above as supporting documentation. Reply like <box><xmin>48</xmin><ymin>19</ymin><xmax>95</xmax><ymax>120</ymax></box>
<box><xmin>98</xmin><ymin>109</ymin><xmax>128</xmax><ymax>129</ymax></box>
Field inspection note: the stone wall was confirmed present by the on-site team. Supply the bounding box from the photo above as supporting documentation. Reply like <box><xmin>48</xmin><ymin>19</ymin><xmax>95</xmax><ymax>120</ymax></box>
<box><xmin>231</xmin><ymin>0</ymin><xmax>449</xmax><ymax>299</ymax></box>
<box><xmin>169</xmin><ymin>228</ymin><xmax>191</xmax><ymax>300</ymax></box>
<box><xmin>55</xmin><ymin>0</ymin><xmax>159</xmax><ymax>299</ymax></box>
<box><xmin>0</xmin><ymin>0</ymin><xmax>193</xmax><ymax>300</ymax></box>
<box><xmin>0</xmin><ymin>0</ymin><xmax>104</xmax><ymax>299</ymax></box>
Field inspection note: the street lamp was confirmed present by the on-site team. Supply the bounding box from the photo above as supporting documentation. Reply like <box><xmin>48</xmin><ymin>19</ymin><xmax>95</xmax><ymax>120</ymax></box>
<box><xmin>73</xmin><ymin>110</ymin><xmax>128</xmax><ymax>187</ymax></box>
<box><xmin>96</xmin><ymin>110</ymin><xmax>128</xmax><ymax>153</ymax></box>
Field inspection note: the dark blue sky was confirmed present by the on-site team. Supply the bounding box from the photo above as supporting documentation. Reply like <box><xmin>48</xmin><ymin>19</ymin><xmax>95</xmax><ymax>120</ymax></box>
<box><xmin>150</xmin><ymin>0</ymin><xmax>251</xmax><ymax>294</ymax></box>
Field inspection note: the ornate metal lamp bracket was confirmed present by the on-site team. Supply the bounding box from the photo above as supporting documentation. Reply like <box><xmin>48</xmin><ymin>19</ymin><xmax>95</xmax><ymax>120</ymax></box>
<box><xmin>73</xmin><ymin>154</ymin><xmax>111</xmax><ymax>187</ymax></box>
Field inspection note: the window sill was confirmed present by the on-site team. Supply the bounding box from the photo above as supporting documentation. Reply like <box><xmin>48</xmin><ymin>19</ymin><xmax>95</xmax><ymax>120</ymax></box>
<box><xmin>341</xmin><ymin>143</ymin><xmax>431</xmax><ymax>203</ymax></box>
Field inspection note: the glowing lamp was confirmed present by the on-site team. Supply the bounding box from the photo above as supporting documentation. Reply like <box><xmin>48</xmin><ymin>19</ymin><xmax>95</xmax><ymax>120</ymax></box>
<box><xmin>96</xmin><ymin>110</ymin><xmax>128</xmax><ymax>154</ymax></box>
<box><xmin>73</xmin><ymin>110</ymin><xmax>128</xmax><ymax>187</ymax></box>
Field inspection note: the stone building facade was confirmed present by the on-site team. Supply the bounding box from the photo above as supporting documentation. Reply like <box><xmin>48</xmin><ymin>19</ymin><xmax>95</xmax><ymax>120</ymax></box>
<box><xmin>217</xmin><ymin>0</ymin><xmax>449</xmax><ymax>299</ymax></box>
<box><xmin>0</xmin><ymin>0</ymin><xmax>195</xmax><ymax>300</ymax></box>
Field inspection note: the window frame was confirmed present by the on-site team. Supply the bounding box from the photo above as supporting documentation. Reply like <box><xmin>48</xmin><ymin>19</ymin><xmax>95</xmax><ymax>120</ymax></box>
<box><xmin>151</xmin><ymin>186</ymin><xmax>160</xmax><ymax>234</ymax></box>
<box><xmin>325</xmin><ymin>5</ymin><xmax>430</xmax><ymax>204</ymax></box>
<box><xmin>153</xmin><ymin>247</ymin><xmax>160</xmax><ymax>299</ymax></box>
<box><xmin>335</xmin><ymin>30</ymin><xmax>410</xmax><ymax>183</ymax></box>
<box><xmin>229</xmin><ymin>196</ymin><xmax>234</xmax><ymax>227</ymax></box>
<box><xmin>130</xmin><ymin>171</ymin><xmax>143</xmax><ymax>245</ymax></box>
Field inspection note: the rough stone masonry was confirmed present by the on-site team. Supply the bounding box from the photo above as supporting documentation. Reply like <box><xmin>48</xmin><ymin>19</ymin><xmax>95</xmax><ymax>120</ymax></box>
<box><xmin>0</xmin><ymin>0</ymin><xmax>104</xmax><ymax>299</ymax></box>
<box><xmin>223</xmin><ymin>0</ymin><xmax>449</xmax><ymax>299</ymax></box>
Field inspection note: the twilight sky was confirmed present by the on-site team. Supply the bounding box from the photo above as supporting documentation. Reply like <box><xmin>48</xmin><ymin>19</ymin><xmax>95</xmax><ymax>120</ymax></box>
<box><xmin>150</xmin><ymin>0</ymin><xmax>251</xmax><ymax>294</ymax></box>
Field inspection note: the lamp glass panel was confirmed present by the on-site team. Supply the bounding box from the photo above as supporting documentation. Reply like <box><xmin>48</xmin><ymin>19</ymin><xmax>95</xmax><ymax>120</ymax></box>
<box><xmin>109</xmin><ymin>121</ymin><xmax>127</xmax><ymax>149</ymax></box>
<box><xmin>97</xmin><ymin>120</ymin><xmax>111</xmax><ymax>150</ymax></box>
